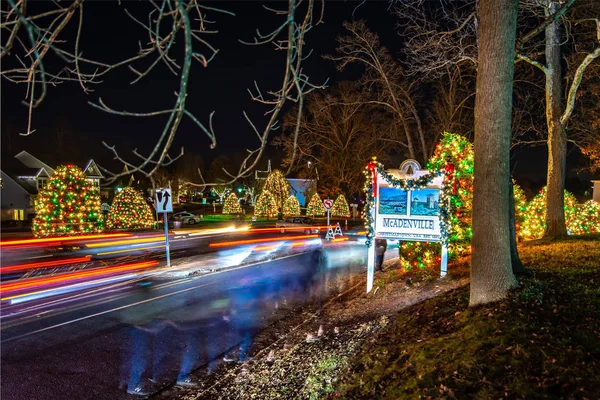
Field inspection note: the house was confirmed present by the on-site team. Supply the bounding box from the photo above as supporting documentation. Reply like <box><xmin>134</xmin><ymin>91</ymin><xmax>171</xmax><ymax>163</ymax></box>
<box><xmin>0</xmin><ymin>151</ymin><xmax>104</xmax><ymax>222</ymax></box>
<box><xmin>286</xmin><ymin>178</ymin><xmax>316</xmax><ymax>207</ymax></box>
<box><xmin>593</xmin><ymin>180</ymin><xmax>600</xmax><ymax>203</ymax></box>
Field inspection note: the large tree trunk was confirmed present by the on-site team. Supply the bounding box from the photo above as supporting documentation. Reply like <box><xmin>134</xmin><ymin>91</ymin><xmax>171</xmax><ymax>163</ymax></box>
<box><xmin>470</xmin><ymin>0</ymin><xmax>519</xmax><ymax>306</ymax></box>
<box><xmin>544</xmin><ymin>0</ymin><xmax>568</xmax><ymax>238</ymax></box>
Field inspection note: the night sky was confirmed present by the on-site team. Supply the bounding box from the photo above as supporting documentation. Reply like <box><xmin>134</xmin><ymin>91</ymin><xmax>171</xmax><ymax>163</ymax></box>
<box><xmin>0</xmin><ymin>1</ymin><xmax>591</xmax><ymax>194</ymax></box>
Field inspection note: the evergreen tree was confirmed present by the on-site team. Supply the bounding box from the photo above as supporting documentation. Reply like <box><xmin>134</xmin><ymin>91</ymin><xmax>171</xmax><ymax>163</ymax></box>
<box><xmin>254</xmin><ymin>190</ymin><xmax>278</xmax><ymax>218</ymax></box>
<box><xmin>32</xmin><ymin>165</ymin><xmax>103</xmax><ymax>237</ymax></box>
<box><xmin>262</xmin><ymin>170</ymin><xmax>290</xmax><ymax>211</ymax></box>
<box><xmin>306</xmin><ymin>193</ymin><xmax>325</xmax><ymax>217</ymax></box>
<box><xmin>107</xmin><ymin>187</ymin><xmax>155</xmax><ymax>230</ymax></box>
<box><xmin>283</xmin><ymin>195</ymin><xmax>301</xmax><ymax>217</ymax></box>
<box><xmin>331</xmin><ymin>194</ymin><xmax>350</xmax><ymax>217</ymax></box>
<box><xmin>222</xmin><ymin>192</ymin><xmax>242</xmax><ymax>214</ymax></box>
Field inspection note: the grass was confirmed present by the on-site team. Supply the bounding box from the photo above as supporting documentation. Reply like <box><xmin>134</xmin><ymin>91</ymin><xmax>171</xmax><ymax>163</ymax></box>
<box><xmin>331</xmin><ymin>235</ymin><xmax>600</xmax><ymax>399</ymax></box>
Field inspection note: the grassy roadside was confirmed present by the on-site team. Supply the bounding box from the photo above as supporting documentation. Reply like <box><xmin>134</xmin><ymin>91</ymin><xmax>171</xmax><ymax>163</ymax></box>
<box><xmin>331</xmin><ymin>236</ymin><xmax>600</xmax><ymax>399</ymax></box>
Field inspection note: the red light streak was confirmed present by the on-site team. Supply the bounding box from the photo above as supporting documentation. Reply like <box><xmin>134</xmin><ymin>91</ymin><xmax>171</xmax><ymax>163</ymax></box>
<box><xmin>0</xmin><ymin>256</ymin><xmax>91</xmax><ymax>274</ymax></box>
<box><xmin>209</xmin><ymin>234</ymin><xmax>318</xmax><ymax>248</ymax></box>
<box><xmin>0</xmin><ymin>260</ymin><xmax>159</xmax><ymax>295</ymax></box>
<box><xmin>0</xmin><ymin>233</ymin><xmax>133</xmax><ymax>248</ymax></box>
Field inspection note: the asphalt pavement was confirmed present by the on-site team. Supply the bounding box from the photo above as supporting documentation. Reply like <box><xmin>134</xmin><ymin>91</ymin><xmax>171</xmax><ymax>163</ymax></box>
<box><xmin>0</xmin><ymin>241</ymin><xmax>372</xmax><ymax>400</ymax></box>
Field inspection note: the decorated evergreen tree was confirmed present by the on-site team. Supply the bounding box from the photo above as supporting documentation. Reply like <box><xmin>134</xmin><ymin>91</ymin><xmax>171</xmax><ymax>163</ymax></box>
<box><xmin>262</xmin><ymin>170</ymin><xmax>290</xmax><ymax>212</ymax></box>
<box><xmin>32</xmin><ymin>165</ymin><xmax>103</xmax><ymax>237</ymax></box>
<box><xmin>283</xmin><ymin>195</ymin><xmax>301</xmax><ymax>217</ymax></box>
<box><xmin>306</xmin><ymin>192</ymin><xmax>325</xmax><ymax>217</ymax></box>
<box><xmin>254</xmin><ymin>189</ymin><xmax>278</xmax><ymax>218</ymax></box>
<box><xmin>107</xmin><ymin>187</ymin><xmax>155</xmax><ymax>230</ymax></box>
<box><xmin>331</xmin><ymin>194</ymin><xmax>350</xmax><ymax>217</ymax></box>
<box><xmin>222</xmin><ymin>192</ymin><xmax>242</xmax><ymax>214</ymax></box>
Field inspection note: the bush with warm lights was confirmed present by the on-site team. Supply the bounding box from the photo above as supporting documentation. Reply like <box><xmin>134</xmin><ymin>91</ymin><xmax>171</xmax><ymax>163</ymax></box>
<box><xmin>32</xmin><ymin>165</ymin><xmax>103</xmax><ymax>237</ymax></box>
<box><xmin>254</xmin><ymin>189</ymin><xmax>278</xmax><ymax>218</ymax></box>
<box><xmin>331</xmin><ymin>194</ymin><xmax>350</xmax><ymax>218</ymax></box>
<box><xmin>222</xmin><ymin>192</ymin><xmax>242</xmax><ymax>214</ymax></box>
<box><xmin>107</xmin><ymin>187</ymin><xmax>155</xmax><ymax>230</ymax></box>
<box><xmin>306</xmin><ymin>192</ymin><xmax>325</xmax><ymax>217</ymax></box>
<box><xmin>567</xmin><ymin>200</ymin><xmax>600</xmax><ymax>236</ymax></box>
<box><xmin>520</xmin><ymin>187</ymin><xmax>579</xmax><ymax>240</ymax></box>
<box><xmin>283</xmin><ymin>195</ymin><xmax>301</xmax><ymax>217</ymax></box>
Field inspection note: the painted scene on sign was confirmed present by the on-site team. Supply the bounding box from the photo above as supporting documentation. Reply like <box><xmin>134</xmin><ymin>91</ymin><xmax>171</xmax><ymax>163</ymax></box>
<box><xmin>410</xmin><ymin>189</ymin><xmax>440</xmax><ymax>216</ymax></box>
<box><xmin>379</xmin><ymin>187</ymin><xmax>408</xmax><ymax>215</ymax></box>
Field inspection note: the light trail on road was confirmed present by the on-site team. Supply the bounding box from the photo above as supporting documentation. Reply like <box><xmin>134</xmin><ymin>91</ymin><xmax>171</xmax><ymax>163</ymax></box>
<box><xmin>0</xmin><ymin>256</ymin><xmax>92</xmax><ymax>274</ymax></box>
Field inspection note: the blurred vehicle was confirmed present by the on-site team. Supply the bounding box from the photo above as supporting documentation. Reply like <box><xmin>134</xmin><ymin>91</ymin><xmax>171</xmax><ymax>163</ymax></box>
<box><xmin>179</xmin><ymin>196</ymin><xmax>189</xmax><ymax>203</ymax></box>
<box><xmin>170</xmin><ymin>211</ymin><xmax>203</xmax><ymax>225</ymax></box>
<box><xmin>276</xmin><ymin>217</ymin><xmax>320</xmax><ymax>234</ymax></box>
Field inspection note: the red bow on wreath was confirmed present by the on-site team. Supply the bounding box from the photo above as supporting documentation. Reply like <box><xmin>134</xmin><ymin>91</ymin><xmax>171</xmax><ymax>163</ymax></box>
<box><xmin>444</xmin><ymin>162</ymin><xmax>457</xmax><ymax>195</ymax></box>
<box><xmin>367</xmin><ymin>160</ymin><xmax>378</xmax><ymax>198</ymax></box>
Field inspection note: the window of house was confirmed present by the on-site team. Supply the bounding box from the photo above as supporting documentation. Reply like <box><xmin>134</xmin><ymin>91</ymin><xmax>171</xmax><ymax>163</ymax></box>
<box><xmin>37</xmin><ymin>178</ymin><xmax>47</xmax><ymax>189</ymax></box>
<box><xmin>13</xmin><ymin>209</ymin><xmax>24</xmax><ymax>221</ymax></box>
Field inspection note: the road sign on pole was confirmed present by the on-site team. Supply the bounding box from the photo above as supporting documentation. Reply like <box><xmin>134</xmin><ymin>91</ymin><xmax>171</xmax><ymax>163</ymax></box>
<box><xmin>323</xmin><ymin>199</ymin><xmax>333</xmax><ymax>210</ymax></box>
<box><xmin>155</xmin><ymin>188</ymin><xmax>173</xmax><ymax>213</ymax></box>
<box><xmin>155</xmin><ymin>188</ymin><xmax>172</xmax><ymax>267</ymax></box>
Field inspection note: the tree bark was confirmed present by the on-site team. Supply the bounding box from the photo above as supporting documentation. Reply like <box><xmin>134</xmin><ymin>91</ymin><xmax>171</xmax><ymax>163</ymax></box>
<box><xmin>470</xmin><ymin>0</ymin><xmax>519</xmax><ymax>306</ymax></box>
<box><xmin>544</xmin><ymin>0</ymin><xmax>568</xmax><ymax>238</ymax></box>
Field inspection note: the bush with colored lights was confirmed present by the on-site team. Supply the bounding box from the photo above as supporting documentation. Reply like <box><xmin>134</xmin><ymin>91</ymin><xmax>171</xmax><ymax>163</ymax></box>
<box><xmin>32</xmin><ymin>165</ymin><xmax>103</xmax><ymax>237</ymax></box>
<box><xmin>306</xmin><ymin>193</ymin><xmax>325</xmax><ymax>217</ymax></box>
<box><xmin>222</xmin><ymin>192</ymin><xmax>242</xmax><ymax>214</ymax></box>
<box><xmin>254</xmin><ymin>189</ymin><xmax>278</xmax><ymax>218</ymax></box>
<box><xmin>283</xmin><ymin>195</ymin><xmax>301</xmax><ymax>217</ymax></box>
<box><xmin>331</xmin><ymin>194</ymin><xmax>350</xmax><ymax>217</ymax></box>
<box><xmin>107</xmin><ymin>187</ymin><xmax>155</xmax><ymax>230</ymax></box>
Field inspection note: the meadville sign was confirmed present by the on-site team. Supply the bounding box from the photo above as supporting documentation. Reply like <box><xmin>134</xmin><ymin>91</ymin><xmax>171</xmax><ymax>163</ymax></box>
<box><xmin>365</xmin><ymin>159</ymin><xmax>448</xmax><ymax>293</ymax></box>
<box><xmin>382</xmin><ymin>218</ymin><xmax>435</xmax><ymax>230</ymax></box>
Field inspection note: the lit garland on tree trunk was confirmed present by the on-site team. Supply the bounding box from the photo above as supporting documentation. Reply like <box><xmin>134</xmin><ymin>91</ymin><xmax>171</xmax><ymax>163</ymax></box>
<box><xmin>32</xmin><ymin>165</ymin><xmax>103</xmax><ymax>237</ymax></box>
<box><xmin>107</xmin><ymin>187</ymin><xmax>155</xmax><ymax>230</ymax></box>
<box><xmin>222</xmin><ymin>192</ymin><xmax>242</xmax><ymax>214</ymax></box>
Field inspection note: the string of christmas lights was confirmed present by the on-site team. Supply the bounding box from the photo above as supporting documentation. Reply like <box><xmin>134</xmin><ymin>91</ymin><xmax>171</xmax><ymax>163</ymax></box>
<box><xmin>222</xmin><ymin>192</ymin><xmax>242</xmax><ymax>214</ymax></box>
<box><xmin>283</xmin><ymin>195</ymin><xmax>301</xmax><ymax>217</ymax></box>
<box><xmin>107</xmin><ymin>187</ymin><xmax>155</xmax><ymax>230</ymax></box>
<box><xmin>32</xmin><ymin>165</ymin><xmax>103</xmax><ymax>238</ymax></box>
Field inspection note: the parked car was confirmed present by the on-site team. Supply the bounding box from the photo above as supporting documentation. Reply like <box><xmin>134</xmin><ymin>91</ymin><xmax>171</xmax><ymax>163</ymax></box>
<box><xmin>276</xmin><ymin>217</ymin><xmax>320</xmax><ymax>234</ymax></box>
<box><xmin>170</xmin><ymin>211</ymin><xmax>203</xmax><ymax>225</ymax></box>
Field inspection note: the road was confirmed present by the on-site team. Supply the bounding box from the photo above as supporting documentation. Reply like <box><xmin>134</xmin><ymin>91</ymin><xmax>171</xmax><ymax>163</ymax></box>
<box><xmin>1</xmin><ymin>228</ymin><xmax>377</xmax><ymax>400</ymax></box>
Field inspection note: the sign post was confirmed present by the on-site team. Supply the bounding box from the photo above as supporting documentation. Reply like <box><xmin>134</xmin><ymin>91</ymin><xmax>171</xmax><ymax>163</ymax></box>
<box><xmin>155</xmin><ymin>188</ymin><xmax>173</xmax><ymax>267</ymax></box>
<box><xmin>323</xmin><ymin>199</ymin><xmax>333</xmax><ymax>240</ymax></box>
